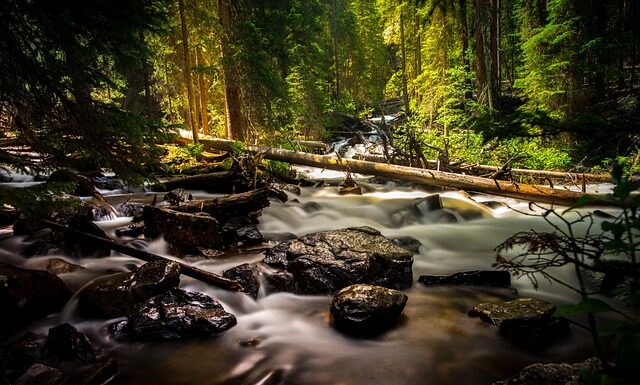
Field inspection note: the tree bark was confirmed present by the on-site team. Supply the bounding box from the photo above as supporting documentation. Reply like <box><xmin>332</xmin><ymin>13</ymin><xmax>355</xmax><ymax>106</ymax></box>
<box><xmin>217</xmin><ymin>0</ymin><xmax>245</xmax><ymax>141</ymax></box>
<box><xmin>474</xmin><ymin>0</ymin><xmax>489</xmax><ymax>106</ymax></box>
<box><xmin>459</xmin><ymin>0</ymin><xmax>470</xmax><ymax>72</ymax></box>
<box><xmin>151</xmin><ymin>171</ymin><xmax>244</xmax><ymax>193</ymax></box>
<box><xmin>400</xmin><ymin>13</ymin><xmax>410</xmax><ymax>114</ymax></box>
<box><xmin>195</xmin><ymin>48</ymin><xmax>209</xmax><ymax>136</ymax></box>
<box><xmin>178</xmin><ymin>0</ymin><xmax>198</xmax><ymax>143</ymax></box>
<box><xmin>489</xmin><ymin>0</ymin><xmax>500</xmax><ymax>109</ymax></box>
<box><xmin>194</xmin><ymin>138</ymin><xmax>612</xmax><ymax>206</ymax></box>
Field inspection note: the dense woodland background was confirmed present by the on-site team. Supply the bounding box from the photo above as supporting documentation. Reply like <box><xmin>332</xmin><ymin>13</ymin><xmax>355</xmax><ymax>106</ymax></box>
<box><xmin>1</xmin><ymin>0</ymin><xmax>639</xmax><ymax>181</ymax></box>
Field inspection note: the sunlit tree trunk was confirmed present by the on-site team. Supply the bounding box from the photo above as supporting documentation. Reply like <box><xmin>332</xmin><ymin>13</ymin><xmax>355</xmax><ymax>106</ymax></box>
<box><xmin>474</xmin><ymin>0</ymin><xmax>489</xmax><ymax>105</ymax></box>
<box><xmin>332</xmin><ymin>0</ymin><xmax>340</xmax><ymax>99</ymax></box>
<box><xmin>489</xmin><ymin>0</ymin><xmax>500</xmax><ymax>108</ymax></box>
<box><xmin>217</xmin><ymin>0</ymin><xmax>244</xmax><ymax>141</ymax></box>
<box><xmin>459</xmin><ymin>0</ymin><xmax>470</xmax><ymax>72</ymax></box>
<box><xmin>195</xmin><ymin>48</ymin><xmax>209</xmax><ymax>136</ymax></box>
<box><xmin>400</xmin><ymin>12</ymin><xmax>410</xmax><ymax>114</ymax></box>
<box><xmin>178</xmin><ymin>0</ymin><xmax>198</xmax><ymax>142</ymax></box>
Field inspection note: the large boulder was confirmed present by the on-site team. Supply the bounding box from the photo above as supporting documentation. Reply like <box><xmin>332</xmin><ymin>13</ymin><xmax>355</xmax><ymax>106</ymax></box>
<box><xmin>468</xmin><ymin>298</ymin><xmax>570</xmax><ymax>350</ymax></box>
<box><xmin>46</xmin><ymin>323</ymin><xmax>98</xmax><ymax>363</ymax></box>
<box><xmin>263</xmin><ymin>226</ymin><xmax>413</xmax><ymax>294</ymax></box>
<box><xmin>78</xmin><ymin>260</ymin><xmax>180</xmax><ymax>318</ymax></box>
<box><xmin>418</xmin><ymin>270</ymin><xmax>511</xmax><ymax>287</ymax></box>
<box><xmin>126</xmin><ymin>288</ymin><xmax>237</xmax><ymax>340</ymax></box>
<box><xmin>330</xmin><ymin>284</ymin><xmax>407</xmax><ymax>337</ymax></box>
<box><xmin>0</xmin><ymin>262</ymin><xmax>71</xmax><ymax>334</ymax></box>
<box><xmin>491</xmin><ymin>357</ymin><xmax>603</xmax><ymax>385</ymax></box>
<box><xmin>223</xmin><ymin>264</ymin><xmax>260</xmax><ymax>299</ymax></box>
<box><xmin>143</xmin><ymin>206</ymin><xmax>223</xmax><ymax>256</ymax></box>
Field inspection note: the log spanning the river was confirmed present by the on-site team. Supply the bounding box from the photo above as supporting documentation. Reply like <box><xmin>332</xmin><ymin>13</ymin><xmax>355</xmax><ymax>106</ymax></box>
<box><xmin>353</xmin><ymin>153</ymin><xmax>611</xmax><ymax>183</ymax></box>
<box><xmin>195</xmin><ymin>138</ymin><xmax>611</xmax><ymax>206</ymax></box>
<box><xmin>42</xmin><ymin>220</ymin><xmax>244</xmax><ymax>292</ymax></box>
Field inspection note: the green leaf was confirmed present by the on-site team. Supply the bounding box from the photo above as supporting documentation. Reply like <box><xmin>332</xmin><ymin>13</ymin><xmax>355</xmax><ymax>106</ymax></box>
<box><xmin>554</xmin><ymin>298</ymin><xmax>612</xmax><ymax>317</ymax></box>
<box><xmin>601</xmin><ymin>221</ymin><xmax>626</xmax><ymax>236</ymax></box>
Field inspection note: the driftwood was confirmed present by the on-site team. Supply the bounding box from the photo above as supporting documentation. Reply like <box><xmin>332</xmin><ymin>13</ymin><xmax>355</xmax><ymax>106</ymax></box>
<box><xmin>166</xmin><ymin>187</ymin><xmax>271</xmax><ymax>224</ymax></box>
<box><xmin>193</xmin><ymin>138</ymin><xmax>612</xmax><ymax>206</ymax></box>
<box><xmin>353</xmin><ymin>153</ymin><xmax>611</xmax><ymax>183</ymax></box>
<box><xmin>42</xmin><ymin>220</ymin><xmax>243</xmax><ymax>292</ymax></box>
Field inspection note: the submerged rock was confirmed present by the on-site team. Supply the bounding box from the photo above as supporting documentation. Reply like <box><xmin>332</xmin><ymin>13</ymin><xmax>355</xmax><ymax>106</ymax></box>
<box><xmin>46</xmin><ymin>324</ymin><xmax>98</xmax><ymax>363</ymax></box>
<box><xmin>330</xmin><ymin>284</ymin><xmax>407</xmax><ymax>337</ymax></box>
<box><xmin>0</xmin><ymin>333</ymin><xmax>43</xmax><ymax>382</ymax></box>
<box><xmin>223</xmin><ymin>264</ymin><xmax>260</xmax><ymax>299</ymax></box>
<box><xmin>468</xmin><ymin>298</ymin><xmax>570</xmax><ymax>350</ymax></box>
<box><xmin>163</xmin><ymin>189</ymin><xmax>192</xmax><ymax>205</ymax></box>
<box><xmin>263</xmin><ymin>226</ymin><xmax>413</xmax><ymax>294</ymax></box>
<box><xmin>78</xmin><ymin>260</ymin><xmax>180</xmax><ymax>318</ymax></box>
<box><xmin>127</xmin><ymin>288</ymin><xmax>237</xmax><ymax>340</ymax></box>
<box><xmin>491</xmin><ymin>357</ymin><xmax>603</xmax><ymax>385</ymax></box>
<box><xmin>418</xmin><ymin>270</ymin><xmax>511</xmax><ymax>287</ymax></box>
<box><xmin>0</xmin><ymin>262</ymin><xmax>71</xmax><ymax>334</ymax></box>
<box><xmin>221</xmin><ymin>217</ymin><xmax>263</xmax><ymax>248</ymax></box>
<box><xmin>47</xmin><ymin>170</ymin><xmax>96</xmax><ymax>197</ymax></box>
<box><xmin>24</xmin><ymin>257</ymin><xmax>84</xmax><ymax>275</ymax></box>
<box><xmin>14</xmin><ymin>363</ymin><xmax>64</xmax><ymax>385</ymax></box>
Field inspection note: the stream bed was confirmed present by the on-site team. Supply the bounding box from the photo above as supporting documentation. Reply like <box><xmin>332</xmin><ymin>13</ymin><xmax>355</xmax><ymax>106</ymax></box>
<box><xmin>0</xmin><ymin>171</ymin><xmax>614</xmax><ymax>385</ymax></box>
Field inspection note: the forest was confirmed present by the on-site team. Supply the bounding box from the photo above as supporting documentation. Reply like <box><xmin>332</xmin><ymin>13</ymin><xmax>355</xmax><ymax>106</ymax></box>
<box><xmin>1</xmin><ymin>1</ymin><xmax>639</xmax><ymax>385</ymax></box>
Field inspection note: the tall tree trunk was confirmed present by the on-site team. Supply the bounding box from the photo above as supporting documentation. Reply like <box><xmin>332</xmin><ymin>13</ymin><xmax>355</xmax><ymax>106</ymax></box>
<box><xmin>195</xmin><ymin>48</ymin><xmax>209</xmax><ymax>136</ymax></box>
<box><xmin>474</xmin><ymin>0</ymin><xmax>489</xmax><ymax>105</ymax></box>
<box><xmin>400</xmin><ymin>13</ymin><xmax>410</xmax><ymax>114</ymax></box>
<box><xmin>139</xmin><ymin>32</ymin><xmax>152</xmax><ymax>117</ymax></box>
<box><xmin>178</xmin><ymin>0</ymin><xmax>198</xmax><ymax>143</ymax></box>
<box><xmin>415</xmin><ymin>15</ymin><xmax>422</xmax><ymax>102</ymax></box>
<box><xmin>489</xmin><ymin>0</ymin><xmax>500</xmax><ymax>109</ymax></box>
<box><xmin>217</xmin><ymin>0</ymin><xmax>244</xmax><ymax>141</ymax></box>
<box><xmin>332</xmin><ymin>0</ymin><xmax>340</xmax><ymax>99</ymax></box>
<box><xmin>632</xmin><ymin>0</ymin><xmax>639</xmax><ymax>89</ymax></box>
<box><xmin>459</xmin><ymin>0</ymin><xmax>470</xmax><ymax>73</ymax></box>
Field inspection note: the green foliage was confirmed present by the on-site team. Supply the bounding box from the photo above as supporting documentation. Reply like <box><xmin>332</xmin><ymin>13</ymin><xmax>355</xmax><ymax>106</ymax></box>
<box><xmin>0</xmin><ymin>182</ymin><xmax>79</xmax><ymax>219</ymax></box>
<box><xmin>0</xmin><ymin>0</ymin><xmax>171</xmax><ymax>182</ymax></box>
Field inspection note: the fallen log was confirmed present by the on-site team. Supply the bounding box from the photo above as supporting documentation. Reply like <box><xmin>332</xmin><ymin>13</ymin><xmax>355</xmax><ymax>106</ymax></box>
<box><xmin>42</xmin><ymin>220</ymin><xmax>243</xmax><ymax>292</ymax></box>
<box><xmin>194</xmin><ymin>138</ymin><xmax>612</xmax><ymax>206</ymax></box>
<box><xmin>353</xmin><ymin>153</ymin><xmax>611</xmax><ymax>183</ymax></box>
<box><xmin>166</xmin><ymin>187</ymin><xmax>271</xmax><ymax>224</ymax></box>
<box><xmin>151</xmin><ymin>171</ymin><xmax>244</xmax><ymax>193</ymax></box>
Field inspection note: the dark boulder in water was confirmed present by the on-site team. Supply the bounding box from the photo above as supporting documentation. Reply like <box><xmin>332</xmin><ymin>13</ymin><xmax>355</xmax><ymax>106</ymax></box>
<box><xmin>491</xmin><ymin>357</ymin><xmax>603</xmax><ymax>385</ymax></box>
<box><xmin>162</xmin><ymin>188</ymin><xmax>192</xmax><ymax>205</ymax></box>
<box><xmin>0</xmin><ymin>262</ymin><xmax>71</xmax><ymax>334</ymax></box>
<box><xmin>223</xmin><ymin>263</ymin><xmax>260</xmax><ymax>299</ymax></box>
<box><xmin>330</xmin><ymin>284</ymin><xmax>407</xmax><ymax>337</ymax></box>
<box><xmin>263</xmin><ymin>226</ymin><xmax>413</xmax><ymax>294</ymax></box>
<box><xmin>127</xmin><ymin>288</ymin><xmax>237</xmax><ymax>340</ymax></box>
<box><xmin>78</xmin><ymin>260</ymin><xmax>180</xmax><ymax>318</ymax></box>
<box><xmin>46</xmin><ymin>323</ymin><xmax>98</xmax><ymax>363</ymax></box>
<box><xmin>221</xmin><ymin>216</ymin><xmax>263</xmax><ymax>248</ymax></box>
<box><xmin>419</xmin><ymin>270</ymin><xmax>511</xmax><ymax>287</ymax></box>
<box><xmin>13</xmin><ymin>363</ymin><xmax>64</xmax><ymax>385</ymax></box>
<box><xmin>468</xmin><ymin>298</ymin><xmax>570</xmax><ymax>350</ymax></box>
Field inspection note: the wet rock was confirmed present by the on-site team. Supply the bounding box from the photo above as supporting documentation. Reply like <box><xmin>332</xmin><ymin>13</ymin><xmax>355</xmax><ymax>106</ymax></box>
<box><xmin>392</xmin><ymin>236</ymin><xmax>422</xmax><ymax>253</ymax></box>
<box><xmin>114</xmin><ymin>202</ymin><xmax>145</xmax><ymax>218</ymax></box>
<box><xmin>47</xmin><ymin>170</ymin><xmax>96</xmax><ymax>197</ymax></box>
<box><xmin>163</xmin><ymin>189</ymin><xmax>192</xmax><ymax>205</ymax></box>
<box><xmin>114</xmin><ymin>221</ymin><xmax>145</xmax><ymax>238</ymax></box>
<box><xmin>262</xmin><ymin>232</ymin><xmax>297</xmax><ymax>243</ymax></box>
<box><xmin>46</xmin><ymin>324</ymin><xmax>97</xmax><ymax>363</ymax></box>
<box><xmin>419</xmin><ymin>270</ymin><xmax>510</xmax><ymax>287</ymax></box>
<box><xmin>263</xmin><ymin>226</ymin><xmax>413</xmax><ymax>294</ymax></box>
<box><xmin>255</xmin><ymin>263</ymin><xmax>296</xmax><ymax>294</ymax></box>
<box><xmin>223</xmin><ymin>264</ymin><xmax>260</xmax><ymax>299</ymax></box>
<box><xmin>330</xmin><ymin>284</ymin><xmax>407</xmax><ymax>337</ymax></box>
<box><xmin>91</xmin><ymin>175</ymin><xmax>125</xmax><ymax>191</ymax></box>
<box><xmin>78</xmin><ymin>260</ymin><xmax>180</xmax><ymax>318</ymax></box>
<box><xmin>127</xmin><ymin>288</ymin><xmax>237</xmax><ymax>340</ymax></box>
<box><xmin>468</xmin><ymin>298</ymin><xmax>570</xmax><ymax>350</ymax></box>
<box><xmin>14</xmin><ymin>363</ymin><xmax>64</xmax><ymax>385</ymax></box>
<box><xmin>24</xmin><ymin>258</ymin><xmax>84</xmax><ymax>275</ymax></box>
<box><xmin>0</xmin><ymin>204</ymin><xmax>17</xmax><ymax>227</ymax></box>
<box><xmin>0</xmin><ymin>262</ymin><xmax>71</xmax><ymax>334</ymax></box>
<box><xmin>0</xmin><ymin>333</ymin><xmax>43</xmax><ymax>382</ymax></box>
<box><xmin>300</xmin><ymin>201</ymin><xmax>322</xmax><ymax>214</ymax></box>
<box><xmin>338</xmin><ymin>177</ymin><xmax>362</xmax><ymax>195</ymax></box>
<box><xmin>143</xmin><ymin>206</ymin><xmax>223</xmax><ymax>256</ymax></box>
<box><xmin>222</xmin><ymin>217</ymin><xmax>263</xmax><ymax>248</ymax></box>
<box><xmin>491</xmin><ymin>357</ymin><xmax>603</xmax><ymax>385</ymax></box>
<box><xmin>65</xmin><ymin>358</ymin><xmax>118</xmax><ymax>385</ymax></box>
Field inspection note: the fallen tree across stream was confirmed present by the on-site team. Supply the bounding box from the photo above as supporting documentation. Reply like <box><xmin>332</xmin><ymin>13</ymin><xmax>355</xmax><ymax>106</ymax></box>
<box><xmin>42</xmin><ymin>220</ymin><xmax>244</xmax><ymax>292</ymax></box>
<box><xmin>189</xmin><ymin>138</ymin><xmax>612</xmax><ymax>206</ymax></box>
<box><xmin>352</xmin><ymin>154</ymin><xmax>611</xmax><ymax>183</ymax></box>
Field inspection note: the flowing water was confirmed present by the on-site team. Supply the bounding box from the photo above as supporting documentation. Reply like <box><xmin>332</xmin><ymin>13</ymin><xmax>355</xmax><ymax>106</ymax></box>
<box><xmin>0</xmin><ymin>169</ymin><xmax>617</xmax><ymax>385</ymax></box>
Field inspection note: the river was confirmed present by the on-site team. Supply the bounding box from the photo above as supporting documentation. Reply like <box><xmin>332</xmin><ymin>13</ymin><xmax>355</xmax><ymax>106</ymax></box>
<box><xmin>0</xmin><ymin>169</ymin><xmax>615</xmax><ymax>385</ymax></box>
